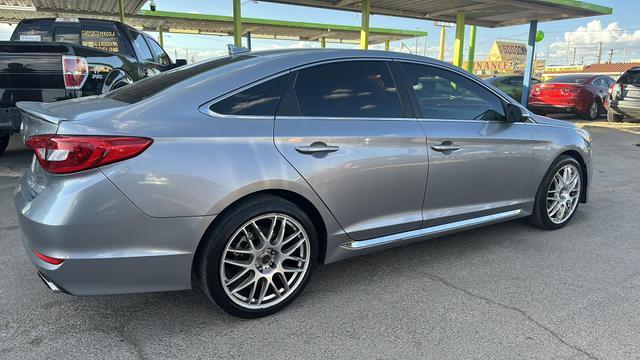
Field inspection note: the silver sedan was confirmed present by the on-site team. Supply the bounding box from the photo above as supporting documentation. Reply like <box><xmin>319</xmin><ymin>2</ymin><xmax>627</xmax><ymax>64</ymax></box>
<box><xmin>14</xmin><ymin>49</ymin><xmax>592</xmax><ymax>318</ymax></box>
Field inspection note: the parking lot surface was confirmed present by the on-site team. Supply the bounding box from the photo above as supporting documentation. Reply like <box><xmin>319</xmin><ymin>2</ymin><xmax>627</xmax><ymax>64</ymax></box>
<box><xmin>1</xmin><ymin>121</ymin><xmax>639</xmax><ymax>359</ymax></box>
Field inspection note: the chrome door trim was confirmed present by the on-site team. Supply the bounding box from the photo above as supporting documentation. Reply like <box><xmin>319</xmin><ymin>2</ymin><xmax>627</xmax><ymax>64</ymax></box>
<box><xmin>340</xmin><ymin>209</ymin><xmax>523</xmax><ymax>250</ymax></box>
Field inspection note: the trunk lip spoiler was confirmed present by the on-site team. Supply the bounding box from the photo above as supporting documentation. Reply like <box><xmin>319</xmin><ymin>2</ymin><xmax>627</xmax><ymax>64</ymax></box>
<box><xmin>16</xmin><ymin>101</ymin><xmax>67</xmax><ymax>125</ymax></box>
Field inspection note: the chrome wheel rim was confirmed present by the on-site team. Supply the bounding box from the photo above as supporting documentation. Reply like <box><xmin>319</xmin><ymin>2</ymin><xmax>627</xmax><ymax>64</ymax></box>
<box><xmin>546</xmin><ymin>164</ymin><xmax>581</xmax><ymax>224</ymax></box>
<box><xmin>220</xmin><ymin>213</ymin><xmax>310</xmax><ymax>309</ymax></box>
<box><xmin>589</xmin><ymin>102</ymin><xmax>598</xmax><ymax>118</ymax></box>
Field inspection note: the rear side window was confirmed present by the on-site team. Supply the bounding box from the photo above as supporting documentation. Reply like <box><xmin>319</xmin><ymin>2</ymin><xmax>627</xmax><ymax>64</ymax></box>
<box><xmin>130</xmin><ymin>30</ymin><xmax>154</xmax><ymax>62</ymax></box>
<box><xmin>106</xmin><ymin>55</ymin><xmax>255</xmax><ymax>103</ymax></box>
<box><xmin>81</xmin><ymin>22</ymin><xmax>129</xmax><ymax>55</ymax></box>
<box><xmin>618</xmin><ymin>70</ymin><xmax>640</xmax><ymax>85</ymax></box>
<box><xmin>54</xmin><ymin>26</ymin><xmax>80</xmax><ymax>44</ymax></box>
<box><xmin>11</xmin><ymin>20</ymin><xmax>53</xmax><ymax>42</ymax></box>
<box><xmin>211</xmin><ymin>75</ymin><xmax>287</xmax><ymax>116</ymax></box>
<box><xmin>284</xmin><ymin>61</ymin><xmax>404</xmax><ymax>118</ymax></box>
<box><xmin>401</xmin><ymin>62</ymin><xmax>506</xmax><ymax>121</ymax></box>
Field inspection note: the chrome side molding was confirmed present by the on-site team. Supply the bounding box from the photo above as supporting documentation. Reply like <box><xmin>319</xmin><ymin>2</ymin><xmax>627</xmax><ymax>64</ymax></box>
<box><xmin>341</xmin><ymin>209</ymin><xmax>523</xmax><ymax>250</ymax></box>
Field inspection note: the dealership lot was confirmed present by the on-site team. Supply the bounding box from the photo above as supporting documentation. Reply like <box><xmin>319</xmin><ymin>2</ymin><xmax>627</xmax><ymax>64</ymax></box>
<box><xmin>0</xmin><ymin>121</ymin><xmax>639</xmax><ymax>359</ymax></box>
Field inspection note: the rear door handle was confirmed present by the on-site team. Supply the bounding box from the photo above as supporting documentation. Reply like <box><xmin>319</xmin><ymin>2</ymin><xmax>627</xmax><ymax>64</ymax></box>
<box><xmin>295</xmin><ymin>143</ymin><xmax>339</xmax><ymax>154</ymax></box>
<box><xmin>431</xmin><ymin>144</ymin><xmax>462</xmax><ymax>152</ymax></box>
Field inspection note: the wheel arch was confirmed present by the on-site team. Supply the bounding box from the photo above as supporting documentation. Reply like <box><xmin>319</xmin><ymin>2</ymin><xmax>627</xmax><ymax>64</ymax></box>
<box><xmin>101</xmin><ymin>69</ymin><xmax>133</xmax><ymax>94</ymax></box>
<box><xmin>191</xmin><ymin>189</ymin><xmax>329</xmax><ymax>285</ymax></box>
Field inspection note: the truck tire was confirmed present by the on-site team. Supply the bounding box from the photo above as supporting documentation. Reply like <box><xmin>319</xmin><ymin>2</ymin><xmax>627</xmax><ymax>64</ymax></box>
<box><xmin>607</xmin><ymin>111</ymin><xmax>624</xmax><ymax>123</ymax></box>
<box><xmin>0</xmin><ymin>134</ymin><xmax>10</xmax><ymax>156</ymax></box>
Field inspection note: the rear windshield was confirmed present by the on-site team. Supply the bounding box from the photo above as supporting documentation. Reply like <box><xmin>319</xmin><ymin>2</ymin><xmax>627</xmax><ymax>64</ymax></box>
<box><xmin>547</xmin><ymin>75</ymin><xmax>590</xmax><ymax>84</ymax></box>
<box><xmin>11</xmin><ymin>19</ymin><xmax>54</xmax><ymax>42</ymax></box>
<box><xmin>618</xmin><ymin>69</ymin><xmax>640</xmax><ymax>85</ymax></box>
<box><xmin>105</xmin><ymin>55</ymin><xmax>255</xmax><ymax>103</ymax></box>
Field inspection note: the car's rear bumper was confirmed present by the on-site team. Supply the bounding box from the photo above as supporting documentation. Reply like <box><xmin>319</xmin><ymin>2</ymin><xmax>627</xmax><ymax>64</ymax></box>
<box><xmin>14</xmin><ymin>169</ymin><xmax>214</xmax><ymax>295</ymax></box>
<box><xmin>605</xmin><ymin>99</ymin><xmax>640</xmax><ymax>118</ymax></box>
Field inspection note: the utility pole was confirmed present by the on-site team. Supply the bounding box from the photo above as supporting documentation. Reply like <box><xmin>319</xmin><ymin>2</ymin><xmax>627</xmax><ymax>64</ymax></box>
<box><xmin>608</xmin><ymin>49</ymin><xmax>614</xmax><ymax>63</ymax></box>
<box><xmin>623</xmin><ymin>47</ymin><xmax>628</xmax><ymax>62</ymax></box>
<box><xmin>596</xmin><ymin>41</ymin><xmax>602</xmax><ymax>64</ymax></box>
<box><xmin>572</xmin><ymin>47</ymin><xmax>577</xmax><ymax>65</ymax></box>
<box><xmin>545</xmin><ymin>43</ymin><xmax>550</xmax><ymax>65</ymax></box>
<box><xmin>565</xmin><ymin>33</ymin><xmax>571</xmax><ymax>65</ymax></box>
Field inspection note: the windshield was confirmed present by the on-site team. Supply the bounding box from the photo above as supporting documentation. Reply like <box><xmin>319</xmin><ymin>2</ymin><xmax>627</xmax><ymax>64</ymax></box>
<box><xmin>618</xmin><ymin>69</ymin><xmax>640</xmax><ymax>85</ymax></box>
<box><xmin>547</xmin><ymin>75</ymin><xmax>590</xmax><ymax>84</ymax></box>
<box><xmin>105</xmin><ymin>55</ymin><xmax>255</xmax><ymax>103</ymax></box>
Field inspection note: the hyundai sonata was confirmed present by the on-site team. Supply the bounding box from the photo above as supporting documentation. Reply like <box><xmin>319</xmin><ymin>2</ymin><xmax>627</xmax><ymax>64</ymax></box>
<box><xmin>15</xmin><ymin>49</ymin><xmax>592</xmax><ymax>318</ymax></box>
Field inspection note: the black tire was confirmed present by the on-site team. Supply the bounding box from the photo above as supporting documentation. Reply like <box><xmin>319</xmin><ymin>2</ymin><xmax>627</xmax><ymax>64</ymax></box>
<box><xmin>529</xmin><ymin>155</ymin><xmax>584</xmax><ymax>230</ymax></box>
<box><xmin>0</xmin><ymin>134</ymin><xmax>10</xmax><ymax>156</ymax></box>
<box><xmin>197</xmin><ymin>194</ymin><xmax>318</xmax><ymax>318</ymax></box>
<box><xmin>607</xmin><ymin>111</ymin><xmax>625</xmax><ymax>123</ymax></box>
<box><xmin>584</xmin><ymin>100</ymin><xmax>599</xmax><ymax>120</ymax></box>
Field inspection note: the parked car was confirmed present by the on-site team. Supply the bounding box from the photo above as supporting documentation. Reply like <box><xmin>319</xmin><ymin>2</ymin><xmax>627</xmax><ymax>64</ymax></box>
<box><xmin>485</xmin><ymin>75</ymin><xmax>541</xmax><ymax>101</ymax></box>
<box><xmin>528</xmin><ymin>74</ymin><xmax>614</xmax><ymax>119</ymax></box>
<box><xmin>15</xmin><ymin>49</ymin><xmax>592</xmax><ymax>318</ymax></box>
<box><xmin>0</xmin><ymin>17</ymin><xmax>185</xmax><ymax>155</ymax></box>
<box><xmin>605</xmin><ymin>67</ymin><xmax>640</xmax><ymax>122</ymax></box>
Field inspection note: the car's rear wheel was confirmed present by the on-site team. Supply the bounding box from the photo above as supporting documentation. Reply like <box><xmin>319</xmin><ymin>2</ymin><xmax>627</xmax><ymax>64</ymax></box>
<box><xmin>0</xmin><ymin>134</ymin><xmax>10</xmax><ymax>156</ymax></box>
<box><xmin>607</xmin><ymin>111</ymin><xmax>625</xmax><ymax>123</ymax></box>
<box><xmin>585</xmin><ymin>100</ymin><xmax>599</xmax><ymax>120</ymax></box>
<box><xmin>529</xmin><ymin>156</ymin><xmax>583</xmax><ymax>230</ymax></box>
<box><xmin>198</xmin><ymin>195</ymin><xmax>317</xmax><ymax>318</ymax></box>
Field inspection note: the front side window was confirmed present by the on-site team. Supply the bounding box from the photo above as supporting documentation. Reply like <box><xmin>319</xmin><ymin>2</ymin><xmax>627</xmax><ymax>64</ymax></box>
<box><xmin>210</xmin><ymin>75</ymin><xmax>288</xmax><ymax>116</ymax></box>
<box><xmin>401</xmin><ymin>63</ymin><xmax>506</xmax><ymax>121</ymax></box>
<box><xmin>129</xmin><ymin>30</ymin><xmax>154</xmax><ymax>62</ymax></box>
<box><xmin>145</xmin><ymin>36</ymin><xmax>171</xmax><ymax>66</ymax></box>
<box><xmin>285</xmin><ymin>61</ymin><xmax>404</xmax><ymax>118</ymax></box>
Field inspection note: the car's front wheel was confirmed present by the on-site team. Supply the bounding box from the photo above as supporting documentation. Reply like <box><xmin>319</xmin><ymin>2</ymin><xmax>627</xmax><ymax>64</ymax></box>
<box><xmin>529</xmin><ymin>156</ymin><xmax>583</xmax><ymax>230</ymax></box>
<box><xmin>198</xmin><ymin>195</ymin><xmax>317</xmax><ymax>318</ymax></box>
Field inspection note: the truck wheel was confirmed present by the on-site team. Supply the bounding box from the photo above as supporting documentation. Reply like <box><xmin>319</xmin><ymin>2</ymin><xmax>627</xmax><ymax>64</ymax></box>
<box><xmin>607</xmin><ymin>111</ymin><xmax>624</xmax><ymax>123</ymax></box>
<box><xmin>0</xmin><ymin>135</ymin><xmax>10</xmax><ymax>156</ymax></box>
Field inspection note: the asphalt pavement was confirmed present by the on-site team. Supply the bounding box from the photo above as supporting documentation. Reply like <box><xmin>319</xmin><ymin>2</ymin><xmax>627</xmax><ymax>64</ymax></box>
<box><xmin>0</xmin><ymin>121</ymin><xmax>639</xmax><ymax>359</ymax></box>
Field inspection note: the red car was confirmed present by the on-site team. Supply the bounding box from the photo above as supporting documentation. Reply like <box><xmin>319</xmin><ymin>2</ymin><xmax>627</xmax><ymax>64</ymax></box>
<box><xmin>528</xmin><ymin>74</ymin><xmax>615</xmax><ymax>120</ymax></box>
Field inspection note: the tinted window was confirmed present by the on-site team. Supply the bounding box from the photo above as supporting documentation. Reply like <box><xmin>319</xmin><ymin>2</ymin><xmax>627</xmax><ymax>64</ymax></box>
<box><xmin>619</xmin><ymin>70</ymin><xmax>640</xmax><ymax>85</ymax></box>
<box><xmin>287</xmin><ymin>61</ymin><xmax>403</xmax><ymax>118</ymax></box>
<box><xmin>54</xmin><ymin>26</ymin><xmax>80</xmax><ymax>44</ymax></box>
<box><xmin>130</xmin><ymin>30</ymin><xmax>153</xmax><ymax>62</ymax></box>
<box><xmin>81</xmin><ymin>22</ymin><xmax>128</xmax><ymax>55</ymax></box>
<box><xmin>506</xmin><ymin>77</ymin><xmax>523</xmax><ymax>86</ymax></box>
<box><xmin>211</xmin><ymin>75</ymin><xmax>287</xmax><ymax>116</ymax></box>
<box><xmin>12</xmin><ymin>20</ymin><xmax>53</xmax><ymax>42</ymax></box>
<box><xmin>106</xmin><ymin>55</ymin><xmax>254</xmax><ymax>103</ymax></box>
<box><xmin>146</xmin><ymin>36</ymin><xmax>171</xmax><ymax>65</ymax></box>
<box><xmin>401</xmin><ymin>63</ymin><xmax>506</xmax><ymax>121</ymax></box>
<box><xmin>548</xmin><ymin>75</ymin><xmax>590</xmax><ymax>84</ymax></box>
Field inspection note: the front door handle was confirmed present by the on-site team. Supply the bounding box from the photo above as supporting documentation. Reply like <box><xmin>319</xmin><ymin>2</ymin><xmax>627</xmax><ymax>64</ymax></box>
<box><xmin>295</xmin><ymin>143</ymin><xmax>339</xmax><ymax>154</ymax></box>
<box><xmin>431</xmin><ymin>143</ymin><xmax>462</xmax><ymax>152</ymax></box>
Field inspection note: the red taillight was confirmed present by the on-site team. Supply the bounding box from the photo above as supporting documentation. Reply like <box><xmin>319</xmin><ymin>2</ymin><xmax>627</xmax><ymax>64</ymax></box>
<box><xmin>33</xmin><ymin>250</ymin><xmax>64</xmax><ymax>265</ymax></box>
<box><xmin>26</xmin><ymin>135</ymin><xmax>153</xmax><ymax>174</ymax></box>
<box><xmin>531</xmin><ymin>86</ymin><xmax>541</xmax><ymax>96</ymax></box>
<box><xmin>62</xmin><ymin>55</ymin><xmax>88</xmax><ymax>90</ymax></box>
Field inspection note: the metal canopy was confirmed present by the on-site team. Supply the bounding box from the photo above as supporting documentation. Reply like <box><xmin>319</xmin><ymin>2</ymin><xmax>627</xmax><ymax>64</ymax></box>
<box><xmin>258</xmin><ymin>0</ymin><xmax>612</xmax><ymax>27</ymax></box>
<box><xmin>0</xmin><ymin>0</ymin><xmax>147</xmax><ymax>15</ymax></box>
<box><xmin>0</xmin><ymin>8</ymin><xmax>428</xmax><ymax>45</ymax></box>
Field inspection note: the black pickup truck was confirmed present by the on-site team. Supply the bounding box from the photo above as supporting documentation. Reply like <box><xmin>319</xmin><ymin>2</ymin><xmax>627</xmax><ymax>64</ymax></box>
<box><xmin>0</xmin><ymin>17</ymin><xmax>186</xmax><ymax>155</ymax></box>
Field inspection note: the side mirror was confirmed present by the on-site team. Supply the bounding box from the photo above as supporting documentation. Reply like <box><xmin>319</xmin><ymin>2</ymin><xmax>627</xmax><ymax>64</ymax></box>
<box><xmin>174</xmin><ymin>59</ymin><xmax>187</xmax><ymax>67</ymax></box>
<box><xmin>507</xmin><ymin>104</ymin><xmax>529</xmax><ymax>123</ymax></box>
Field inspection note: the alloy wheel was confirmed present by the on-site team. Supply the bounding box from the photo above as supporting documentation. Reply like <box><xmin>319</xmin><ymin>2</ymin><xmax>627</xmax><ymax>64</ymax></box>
<box><xmin>589</xmin><ymin>102</ymin><xmax>598</xmax><ymax>119</ymax></box>
<box><xmin>220</xmin><ymin>213</ymin><xmax>310</xmax><ymax>309</ymax></box>
<box><xmin>546</xmin><ymin>164</ymin><xmax>581</xmax><ymax>224</ymax></box>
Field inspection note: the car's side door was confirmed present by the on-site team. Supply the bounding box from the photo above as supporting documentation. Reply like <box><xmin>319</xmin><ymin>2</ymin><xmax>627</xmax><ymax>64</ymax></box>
<box><xmin>274</xmin><ymin>60</ymin><xmax>429</xmax><ymax>241</ymax></box>
<box><xmin>398</xmin><ymin>61</ymin><xmax>533</xmax><ymax>227</ymax></box>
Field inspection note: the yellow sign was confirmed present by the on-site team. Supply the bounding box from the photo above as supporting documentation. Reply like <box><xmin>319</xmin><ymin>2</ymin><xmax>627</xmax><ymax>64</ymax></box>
<box><xmin>488</xmin><ymin>41</ymin><xmax>528</xmax><ymax>62</ymax></box>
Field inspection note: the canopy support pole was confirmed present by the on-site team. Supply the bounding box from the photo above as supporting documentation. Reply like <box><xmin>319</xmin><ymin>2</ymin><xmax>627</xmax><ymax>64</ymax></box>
<box><xmin>385</xmin><ymin>40</ymin><xmax>390</xmax><ymax>51</ymax></box>
<box><xmin>360</xmin><ymin>0</ymin><xmax>370</xmax><ymax>50</ymax></box>
<box><xmin>466</xmin><ymin>25</ymin><xmax>476</xmax><ymax>73</ymax></box>
<box><xmin>438</xmin><ymin>26</ymin><xmax>446</xmax><ymax>61</ymax></box>
<box><xmin>118</xmin><ymin>0</ymin><xmax>125</xmax><ymax>23</ymax></box>
<box><xmin>521</xmin><ymin>20</ymin><xmax>538</xmax><ymax>106</ymax></box>
<box><xmin>157</xmin><ymin>25</ymin><xmax>163</xmax><ymax>47</ymax></box>
<box><xmin>246</xmin><ymin>31</ymin><xmax>252</xmax><ymax>50</ymax></box>
<box><xmin>453</xmin><ymin>11</ymin><xmax>465</xmax><ymax>67</ymax></box>
<box><xmin>321</xmin><ymin>36</ymin><xmax>326</xmax><ymax>48</ymax></box>
<box><xmin>233</xmin><ymin>0</ymin><xmax>242</xmax><ymax>47</ymax></box>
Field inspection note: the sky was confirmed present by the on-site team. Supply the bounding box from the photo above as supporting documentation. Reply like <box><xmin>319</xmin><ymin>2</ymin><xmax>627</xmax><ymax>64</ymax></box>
<box><xmin>1</xmin><ymin>0</ymin><xmax>639</xmax><ymax>65</ymax></box>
